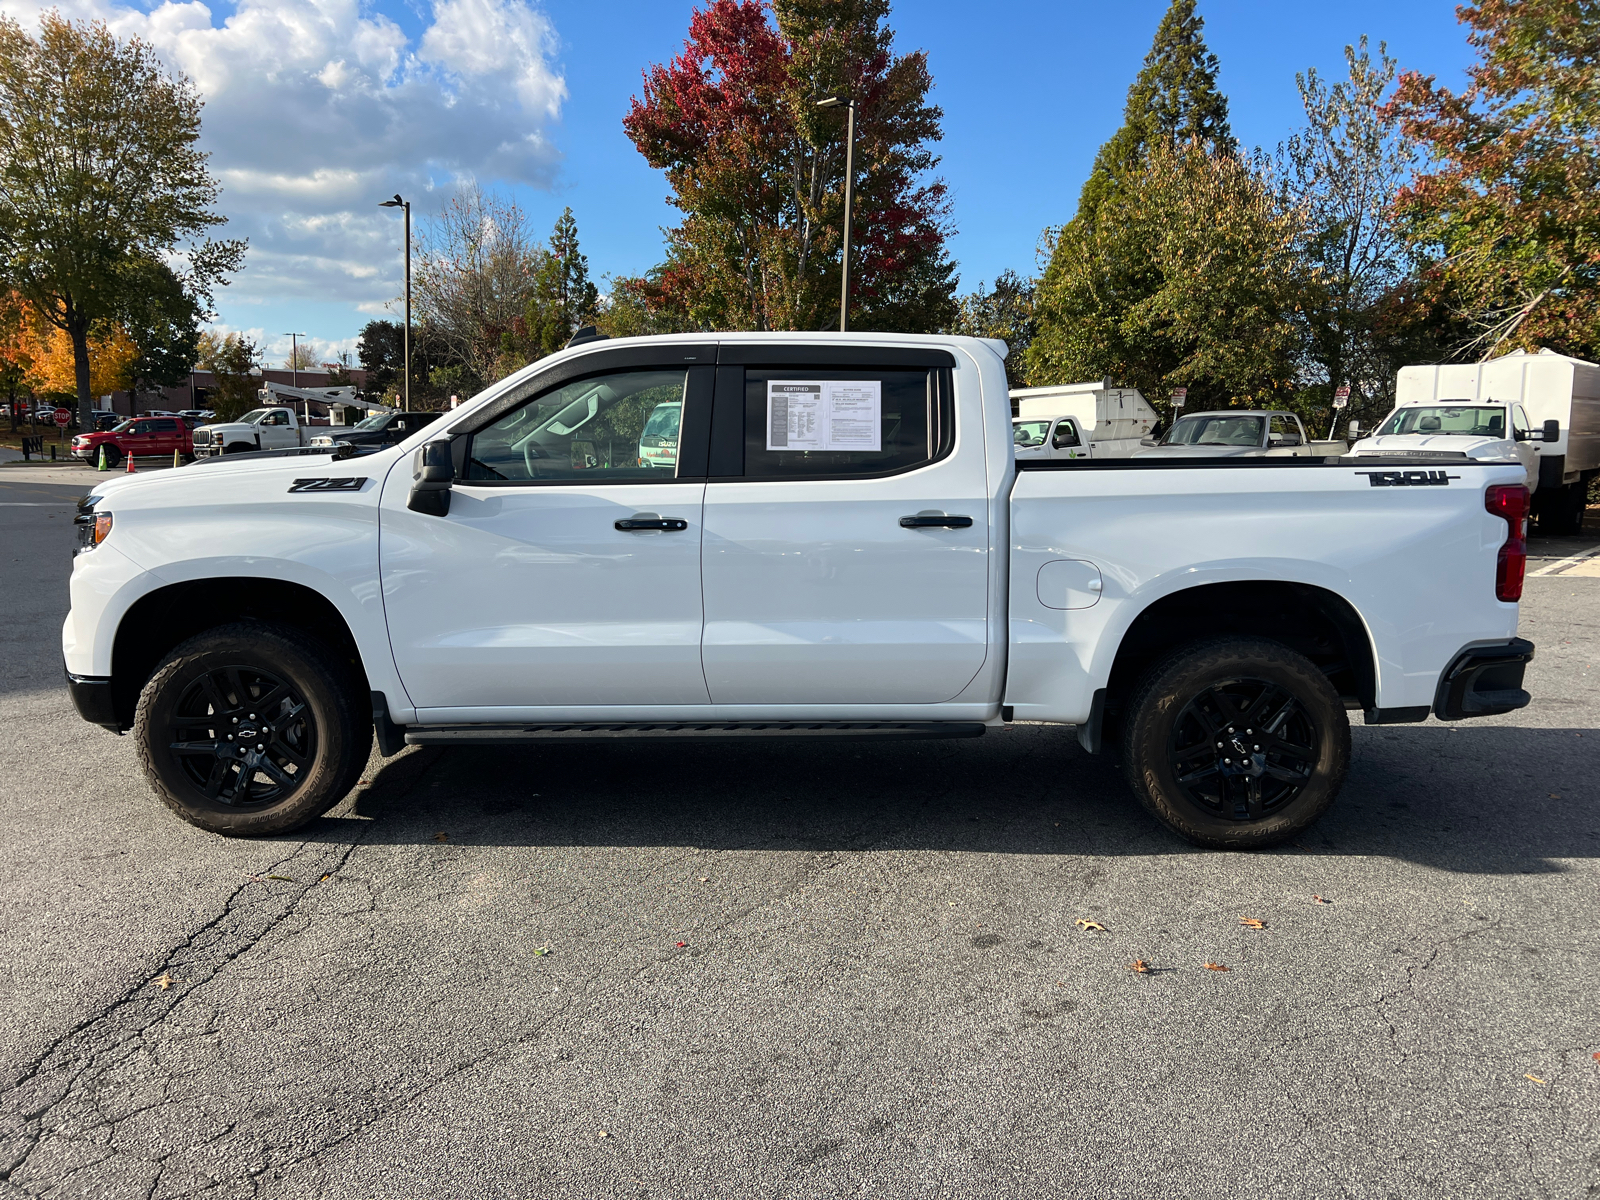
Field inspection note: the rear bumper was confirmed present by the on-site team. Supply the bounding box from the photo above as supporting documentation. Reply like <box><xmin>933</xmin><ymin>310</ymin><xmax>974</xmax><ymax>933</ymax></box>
<box><xmin>65</xmin><ymin>669</ymin><xmax>122</xmax><ymax>732</ymax></box>
<box><xmin>1433</xmin><ymin>638</ymin><xmax>1534</xmax><ymax>721</ymax></box>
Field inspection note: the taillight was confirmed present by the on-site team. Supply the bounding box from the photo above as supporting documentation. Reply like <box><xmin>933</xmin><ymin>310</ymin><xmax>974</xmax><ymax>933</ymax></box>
<box><xmin>1485</xmin><ymin>483</ymin><xmax>1529</xmax><ymax>601</ymax></box>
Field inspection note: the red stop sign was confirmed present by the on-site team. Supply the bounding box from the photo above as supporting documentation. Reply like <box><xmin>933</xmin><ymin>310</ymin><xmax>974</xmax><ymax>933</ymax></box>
<box><xmin>53</xmin><ymin>408</ymin><xmax>70</xmax><ymax>426</ymax></box>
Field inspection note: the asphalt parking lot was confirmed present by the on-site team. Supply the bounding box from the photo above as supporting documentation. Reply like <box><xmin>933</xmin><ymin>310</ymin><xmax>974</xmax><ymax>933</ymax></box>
<box><xmin>1</xmin><ymin>467</ymin><xmax>1596</xmax><ymax>1200</ymax></box>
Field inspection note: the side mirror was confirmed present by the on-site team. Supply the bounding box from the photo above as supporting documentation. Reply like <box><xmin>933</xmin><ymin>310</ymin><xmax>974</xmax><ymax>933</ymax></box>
<box><xmin>1139</xmin><ymin>436</ymin><xmax>1158</xmax><ymax>447</ymax></box>
<box><xmin>408</xmin><ymin>440</ymin><xmax>454</xmax><ymax>517</ymax></box>
<box><xmin>1347</xmin><ymin>419</ymin><xmax>1361</xmax><ymax>439</ymax></box>
<box><xmin>1543</xmin><ymin>419</ymin><xmax>1560</xmax><ymax>443</ymax></box>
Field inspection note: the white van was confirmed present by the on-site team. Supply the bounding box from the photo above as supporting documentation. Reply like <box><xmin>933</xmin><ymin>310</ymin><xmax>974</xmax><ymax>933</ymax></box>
<box><xmin>1009</xmin><ymin>381</ymin><xmax>1158</xmax><ymax>461</ymax></box>
<box><xmin>638</xmin><ymin>400</ymin><xmax>681</xmax><ymax>469</ymax></box>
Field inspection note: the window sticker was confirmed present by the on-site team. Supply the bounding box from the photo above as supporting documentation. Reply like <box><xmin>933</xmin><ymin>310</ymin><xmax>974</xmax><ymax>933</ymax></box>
<box><xmin>766</xmin><ymin>380</ymin><xmax>882</xmax><ymax>452</ymax></box>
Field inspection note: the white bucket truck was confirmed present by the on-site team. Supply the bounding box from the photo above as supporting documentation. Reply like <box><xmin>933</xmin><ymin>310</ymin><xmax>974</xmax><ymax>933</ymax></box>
<box><xmin>1348</xmin><ymin>348</ymin><xmax>1600</xmax><ymax>534</ymax></box>
<box><xmin>1010</xmin><ymin>381</ymin><xmax>1158</xmax><ymax>460</ymax></box>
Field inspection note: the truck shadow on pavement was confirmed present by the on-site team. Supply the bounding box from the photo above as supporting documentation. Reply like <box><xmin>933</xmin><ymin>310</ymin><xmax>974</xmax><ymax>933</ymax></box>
<box><xmin>341</xmin><ymin>723</ymin><xmax>1599</xmax><ymax>875</ymax></box>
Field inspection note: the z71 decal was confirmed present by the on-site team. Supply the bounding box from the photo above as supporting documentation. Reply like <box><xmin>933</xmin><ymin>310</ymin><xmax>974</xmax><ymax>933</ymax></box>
<box><xmin>287</xmin><ymin>477</ymin><xmax>367</xmax><ymax>493</ymax></box>
<box><xmin>1355</xmin><ymin>470</ymin><xmax>1460</xmax><ymax>488</ymax></box>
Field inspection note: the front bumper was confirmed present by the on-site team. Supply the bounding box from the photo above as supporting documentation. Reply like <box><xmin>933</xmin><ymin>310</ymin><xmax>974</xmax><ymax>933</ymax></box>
<box><xmin>1433</xmin><ymin>638</ymin><xmax>1535</xmax><ymax>720</ymax></box>
<box><xmin>66</xmin><ymin>669</ymin><xmax>122</xmax><ymax>732</ymax></box>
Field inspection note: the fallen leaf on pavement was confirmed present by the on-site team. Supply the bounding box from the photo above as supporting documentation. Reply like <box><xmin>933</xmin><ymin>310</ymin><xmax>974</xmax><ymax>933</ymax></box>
<box><xmin>675</xmin><ymin>942</ymin><xmax>687</xmax><ymax>948</ymax></box>
<box><xmin>1203</xmin><ymin>962</ymin><xmax>1230</xmax><ymax>972</ymax></box>
<box><xmin>1240</xmin><ymin>917</ymin><xmax>1266</xmax><ymax>930</ymax></box>
<box><xmin>1128</xmin><ymin>959</ymin><xmax>1151</xmax><ymax>974</ymax></box>
<box><xmin>1593</xmin><ymin>1052</ymin><xmax>1600</xmax><ymax>1062</ymax></box>
<box><xmin>699</xmin><ymin>877</ymin><xmax>709</xmax><ymax>883</ymax></box>
<box><xmin>1312</xmin><ymin>895</ymin><xmax>1331</xmax><ymax>905</ymax></box>
<box><xmin>320</xmin><ymin>874</ymin><xmax>331</xmax><ymax>882</ymax></box>
<box><xmin>432</xmin><ymin>832</ymin><xmax>449</xmax><ymax>843</ymax></box>
<box><xmin>1525</xmin><ymin>1073</ymin><xmax>1545</xmax><ymax>1084</ymax></box>
<box><xmin>265</xmin><ymin>875</ymin><xmax>294</xmax><ymax>882</ymax></box>
<box><xmin>152</xmin><ymin>973</ymin><xmax>173</xmax><ymax>990</ymax></box>
<box><xmin>598</xmin><ymin>1130</ymin><xmax>608</xmax><ymax>1138</ymax></box>
<box><xmin>1075</xmin><ymin>919</ymin><xmax>1106</xmax><ymax>932</ymax></box>
<box><xmin>534</xmin><ymin>948</ymin><xmax>551</xmax><ymax>957</ymax></box>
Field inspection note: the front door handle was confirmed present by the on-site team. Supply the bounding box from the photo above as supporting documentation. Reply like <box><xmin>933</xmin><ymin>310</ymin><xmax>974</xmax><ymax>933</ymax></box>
<box><xmin>615</xmin><ymin>517</ymin><xmax>689</xmax><ymax>532</ymax></box>
<box><xmin>899</xmin><ymin>513</ymin><xmax>973</xmax><ymax>529</ymax></box>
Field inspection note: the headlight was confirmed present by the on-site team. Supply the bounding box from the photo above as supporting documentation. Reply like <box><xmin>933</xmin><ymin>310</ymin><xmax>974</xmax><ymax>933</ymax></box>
<box><xmin>74</xmin><ymin>498</ymin><xmax>110</xmax><ymax>553</ymax></box>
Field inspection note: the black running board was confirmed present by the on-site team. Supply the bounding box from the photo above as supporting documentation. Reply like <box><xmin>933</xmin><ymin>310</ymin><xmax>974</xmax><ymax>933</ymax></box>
<box><xmin>404</xmin><ymin>721</ymin><xmax>988</xmax><ymax>745</ymax></box>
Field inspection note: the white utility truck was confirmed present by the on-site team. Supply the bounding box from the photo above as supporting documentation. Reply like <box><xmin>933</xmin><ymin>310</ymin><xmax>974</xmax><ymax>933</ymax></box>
<box><xmin>65</xmin><ymin>334</ymin><xmax>1534</xmax><ymax>850</ymax></box>
<box><xmin>1349</xmin><ymin>349</ymin><xmax>1599</xmax><ymax>534</ymax></box>
<box><xmin>1137</xmin><ymin>410</ymin><xmax>1347</xmax><ymax>458</ymax></box>
<box><xmin>191</xmin><ymin>406</ymin><xmax>317</xmax><ymax>457</ymax></box>
<box><xmin>1011</xmin><ymin>382</ymin><xmax>1157</xmax><ymax>461</ymax></box>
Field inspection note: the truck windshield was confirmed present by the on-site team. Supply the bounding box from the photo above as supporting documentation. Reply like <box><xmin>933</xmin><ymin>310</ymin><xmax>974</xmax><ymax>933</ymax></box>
<box><xmin>237</xmin><ymin>409</ymin><xmax>272</xmax><ymax>424</ymax></box>
<box><xmin>351</xmin><ymin>413</ymin><xmax>390</xmax><ymax>431</ymax></box>
<box><xmin>641</xmin><ymin>404</ymin><xmax>680</xmax><ymax>440</ymax></box>
<box><xmin>1162</xmin><ymin>414</ymin><xmax>1264</xmax><ymax>447</ymax></box>
<box><xmin>1013</xmin><ymin>421</ymin><xmax>1052</xmax><ymax>447</ymax></box>
<box><xmin>1377</xmin><ymin>405</ymin><xmax>1507</xmax><ymax>437</ymax></box>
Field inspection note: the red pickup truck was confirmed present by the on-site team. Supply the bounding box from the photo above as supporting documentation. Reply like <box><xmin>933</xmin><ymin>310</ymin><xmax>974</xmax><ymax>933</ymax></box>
<box><xmin>71</xmin><ymin>416</ymin><xmax>194</xmax><ymax>468</ymax></box>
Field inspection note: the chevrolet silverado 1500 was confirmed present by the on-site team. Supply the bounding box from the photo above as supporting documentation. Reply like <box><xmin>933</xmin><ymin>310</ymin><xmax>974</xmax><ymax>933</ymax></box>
<box><xmin>64</xmin><ymin>334</ymin><xmax>1534</xmax><ymax>848</ymax></box>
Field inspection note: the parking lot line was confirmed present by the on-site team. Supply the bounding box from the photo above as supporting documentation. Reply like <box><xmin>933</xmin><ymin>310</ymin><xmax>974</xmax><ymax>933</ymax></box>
<box><xmin>1529</xmin><ymin>543</ymin><xmax>1600</xmax><ymax>577</ymax></box>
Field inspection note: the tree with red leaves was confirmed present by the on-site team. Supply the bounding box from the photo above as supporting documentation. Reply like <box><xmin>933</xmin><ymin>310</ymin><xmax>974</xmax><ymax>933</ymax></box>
<box><xmin>616</xmin><ymin>0</ymin><xmax>955</xmax><ymax>333</ymax></box>
<box><xmin>1387</xmin><ymin>0</ymin><xmax>1600</xmax><ymax>361</ymax></box>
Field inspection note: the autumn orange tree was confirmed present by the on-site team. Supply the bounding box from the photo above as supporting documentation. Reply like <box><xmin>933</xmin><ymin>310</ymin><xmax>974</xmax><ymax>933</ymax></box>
<box><xmin>619</xmin><ymin>0</ymin><xmax>955</xmax><ymax>333</ymax></box>
<box><xmin>1387</xmin><ymin>0</ymin><xmax>1600</xmax><ymax>360</ymax></box>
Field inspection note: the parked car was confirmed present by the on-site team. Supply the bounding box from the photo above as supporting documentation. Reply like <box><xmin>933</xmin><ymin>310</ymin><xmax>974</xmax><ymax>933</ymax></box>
<box><xmin>191</xmin><ymin>407</ymin><xmax>318</xmax><ymax>457</ymax></box>
<box><xmin>307</xmin><ymin>408</ymin><xmax>440</xmax><ymax>451</ymax></box>
<box><xmin>70</xmin><ymin>416</ymin><xmax>194</xmax><ymax>467</ymax></box>
<box><xmin>1135</xmin><ymin>410</ymin><xmax>1346</xmax><ymax>458</ymax></box>
<box><xmin>177</xmin><ymin>409</ymin><xmax>214</xmax><ymax>423</ymax></box>
<box><xmin>90</xmin><ymin>409</ymin><xmax>120</xmax><ymax>432</ymax></box>
<box><xmin>67</xmin><ymin>333</ymin><xmax>1534</xmax><ymax>850</ymax></box>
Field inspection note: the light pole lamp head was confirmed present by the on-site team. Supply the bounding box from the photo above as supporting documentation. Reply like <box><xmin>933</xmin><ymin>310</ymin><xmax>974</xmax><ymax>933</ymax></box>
<box><xmin>816</xmin><ymin>94</ymin><xmax>851</xmax><ymax>109</ymax></box>
<box><xmin>378</xmin><ymin>194</ymin><xmax>405</xmax><ymax>209</ymax></box>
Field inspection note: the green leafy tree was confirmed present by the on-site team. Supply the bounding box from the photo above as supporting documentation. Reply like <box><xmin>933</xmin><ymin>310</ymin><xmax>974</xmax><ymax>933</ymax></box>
<box><xmin>1029</xmin><ymin>142</ymin><xmax>1305</xmax><ymax>415</ymax></box>
<box><xmin>948</xmin><ymin>270</ymin><xmax>1035</xmax><ymax>387</ymax></box>
<box><xmin>358</xmin><ymin>320</ymin><xmax>402</xmax><ymax>397</ymax></box>
<box><xmin>0</xmin><ymin>13</ymin><xmax>243</xmax><ymax>429</ymax></box>
<box><xmin>1387</xmin><ymin>0</ymin><xmax>1600</xmax><ymax>361</ymax></box>
<box><xmin>1281</xmin><ymin>38</ymin><xmax>1419</xmax><ymax>431</ymax></box>
<box><xmin>620</xmin><ymin>0</ymin><xmax>956</xmax><ymax>333</ymax></box>
<box><xmin>119</xmin><ymin>256</ymin><xmax>202</xmax><ymax>413</ymax></box>
<box><xmin>1029</xmin><ymin>0</ymin><xmax>1235</xmax><ymax>392</ymax></box>
<box><xmin>196</xmin><ymin>331</ymin><xmax>261</xmax><ymax>421</ymax></box>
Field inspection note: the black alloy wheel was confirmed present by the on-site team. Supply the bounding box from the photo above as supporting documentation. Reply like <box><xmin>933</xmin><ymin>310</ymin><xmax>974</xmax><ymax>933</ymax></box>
<box><xmin>1122</xmin><ymin>637</ymin><xmax>1350</xmax><ymax>849</ymax></box>
<box><xmin>166</xmin><ymin>664</ymin><xmax>316</xmax><ymax>806</ymax></box>
<box><xmin>135</xmin><ymin>621</ymin><xmax>370</xmax><ymax>836</ymax></box>
<box><xmin>1166</xmin><ymin>678</ymin><xmax>1318</xmax><ymax>822</ymax></box>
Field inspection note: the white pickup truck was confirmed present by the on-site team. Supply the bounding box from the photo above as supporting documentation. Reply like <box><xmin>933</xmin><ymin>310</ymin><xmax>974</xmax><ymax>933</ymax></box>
<box><xmin>191</xmin><ymin>406</ymin><xmax>319</xmax><ymax>457</ymax></box>
<box><xmin>63</xmin><ymin>334</ymin><xmax>1535</xmax><ymax>850</ymax></box>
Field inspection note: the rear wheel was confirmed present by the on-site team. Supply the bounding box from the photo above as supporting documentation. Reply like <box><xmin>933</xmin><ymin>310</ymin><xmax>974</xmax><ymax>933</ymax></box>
<box><xmin>1535</xmin><ymin>480</ymin><xmax>1588</xmax><ymax>536</ymax></box>
<box><xmin>134</xmin><ymin>621</ymin><xmax>370</xmax><ymax>836</ymax></box>
<box><xmin>1121</xmin><ymin>637</ymin><xmax>1350</xmax><ymax>849</ymax></box>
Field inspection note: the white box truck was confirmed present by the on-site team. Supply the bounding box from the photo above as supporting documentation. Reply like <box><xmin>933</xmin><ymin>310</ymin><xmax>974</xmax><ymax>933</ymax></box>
<box><xmin>1360</xmin><ymin>349</ymin><xmax>1599</xmax><ymax>534</ymax></box>
<box><xmin>1010</xmin><ymin>381</ymin><xmax>1158</xmax><ymax>460</ymax></box>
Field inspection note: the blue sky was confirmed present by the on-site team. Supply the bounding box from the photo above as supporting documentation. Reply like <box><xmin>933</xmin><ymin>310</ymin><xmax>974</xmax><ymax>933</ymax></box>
<box><xmin>2</xmin><ymin>0</ymin><xmax>1480</xmax><ymax>368</ymax></box>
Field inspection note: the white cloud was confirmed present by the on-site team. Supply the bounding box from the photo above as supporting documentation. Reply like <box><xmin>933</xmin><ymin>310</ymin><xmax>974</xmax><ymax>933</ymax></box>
<box><xmin>0</xmin><ymin>0</ymin><xmax>566</xmax><ymax>315</ymax></box>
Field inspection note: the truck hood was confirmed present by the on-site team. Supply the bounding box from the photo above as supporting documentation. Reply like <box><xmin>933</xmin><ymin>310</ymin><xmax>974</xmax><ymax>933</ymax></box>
<box><xmin>193</xmin><ymin>422</ymin><xmax>257</xmax><ymax>436</ymax></box>
<box><xmin>1133</xmin><ymin>444</ymin><xmax>1259</xmax><ymax>458</ymax></box>
<box><xmin>81</xmin><ymin>445</ymin><xmax>375</xmax><ymax>503</ymax></box>
<box><xmin>1348</xmin><ymin>434</ymin><xmax>1515</xmax><ymax>459</ymax></box>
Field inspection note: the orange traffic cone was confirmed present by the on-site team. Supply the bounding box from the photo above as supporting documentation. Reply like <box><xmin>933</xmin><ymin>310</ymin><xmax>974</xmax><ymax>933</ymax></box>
<box><xmin>125</xmin><ymin>452</ymin><xmax>135</xmax><ymax>473</ymax></box>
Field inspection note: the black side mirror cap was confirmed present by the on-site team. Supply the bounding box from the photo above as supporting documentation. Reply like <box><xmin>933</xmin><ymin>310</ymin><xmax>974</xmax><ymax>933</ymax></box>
<box><xmin>1543</xmin><ymin>419</ymin><xmax>1560</xmax><ymax>443</ymax></box>
<box><xmin>408</xmin><ymin>440</ymin><xmax>454</xmax><ymax>516</ymax></box>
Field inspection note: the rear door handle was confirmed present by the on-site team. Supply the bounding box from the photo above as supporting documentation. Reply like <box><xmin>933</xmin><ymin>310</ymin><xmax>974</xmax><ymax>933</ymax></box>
<box><xmin>615</xmin><ymin>517</ymin><xmax>689</xmax><ymax>532</ymax></box>
<box><xmin>899</xmin><ymin>513</ymin><xmax>973</xmax><ymax>529</ymax></box>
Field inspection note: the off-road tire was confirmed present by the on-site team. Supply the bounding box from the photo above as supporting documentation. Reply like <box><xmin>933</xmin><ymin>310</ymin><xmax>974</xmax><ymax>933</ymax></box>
<box><xmin>1121</xmin><ymin>636</ymin><xmax>1350</xmax><ymax>850</ymax></box>
<box><xmin>134</xmin><ymin>621</ymin><xmax>371</xmax><ymax>836</ymax></box>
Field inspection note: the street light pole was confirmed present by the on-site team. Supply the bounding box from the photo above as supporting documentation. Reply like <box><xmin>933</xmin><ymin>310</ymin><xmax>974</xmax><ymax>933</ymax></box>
<box><xmin>817</xmin><ymin>95</ymin><xmax>858</xmax><ymax>333</ymax></box>
<box><xmin>284</xmin><ymin>332</ymin><xmax>307</xmax><ymax>388</ymax></box>
<box><xmin>379</xmin><ymin>194</ymin><xmax>412</xmax><ymax>412</ymax></box>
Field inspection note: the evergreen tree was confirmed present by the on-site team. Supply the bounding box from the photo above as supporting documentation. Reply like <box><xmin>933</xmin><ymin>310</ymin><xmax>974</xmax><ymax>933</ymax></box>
<box><xmin>948</xmin><ymin>270</ymin><xmax>1035</xmax><ymax>387</ymax></box>
<box><xmin>1028</xmin><ymin>0</ymin><xmax>1236</xmax><ymax>390</ymax></box>
<box><xmin>1076</xmin><ymin>0</ymin><xmax>1233</xmax><ymax>223</ymax></box>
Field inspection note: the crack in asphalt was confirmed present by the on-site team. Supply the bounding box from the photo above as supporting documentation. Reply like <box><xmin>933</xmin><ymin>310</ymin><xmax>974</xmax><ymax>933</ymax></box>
<box><xmin>0</xmin><ymin>748</ymin><xmax>441</xmax><ymax>1198</ymax></box>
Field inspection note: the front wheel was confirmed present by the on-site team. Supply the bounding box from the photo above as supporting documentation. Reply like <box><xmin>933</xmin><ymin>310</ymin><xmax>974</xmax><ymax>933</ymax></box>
<box><xmin>134</xmin><ymin>621</ymin><xmax>370</xmax><ymax>836</ymax></box>
<box><xmin>1121</xmin><ymin>637</ymin><xmax>1350</xmax><ymax>849</ymax></box>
